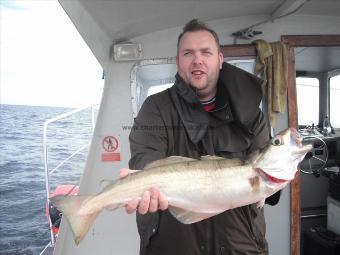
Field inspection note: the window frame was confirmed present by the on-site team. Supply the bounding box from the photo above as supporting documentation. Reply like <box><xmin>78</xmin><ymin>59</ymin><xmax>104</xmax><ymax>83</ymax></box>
<box><xmin>328</xmin><ymin>69</ymin><xmax>340</xmax><ymax>129</ymax></box>
<box><xmin>295</xmin><ymin>75</ymin><xmax>321</xmax><ymax>127</ymax></box>
<box><xmin>282</xmin><ymin>34</ymin><xmax>340</xmax><ymax>255</ymax></box>
<box><xmin>130</xmin><ymin>57</ymin><xmax>176</xmax><ymax>117</ymax></box>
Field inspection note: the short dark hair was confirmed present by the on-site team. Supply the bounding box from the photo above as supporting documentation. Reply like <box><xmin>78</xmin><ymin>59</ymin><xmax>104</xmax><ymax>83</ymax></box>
<box><xmin>177</xmin><ymin>19</ymin><xmax>221</xmax><ymax>53</ymax></box>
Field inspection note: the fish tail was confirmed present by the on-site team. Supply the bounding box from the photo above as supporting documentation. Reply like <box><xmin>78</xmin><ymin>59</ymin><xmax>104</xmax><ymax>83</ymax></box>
<box><xmin>50</xmin><ymin>195</ymin><xmax>99</xmax><ymax>245</ymax></box>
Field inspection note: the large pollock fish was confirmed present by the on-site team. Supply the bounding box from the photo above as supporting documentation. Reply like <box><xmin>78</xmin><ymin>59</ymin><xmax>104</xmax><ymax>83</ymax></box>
<box><xmin>50</xmin><ymin>128</ymin><xmax>312</xmax><ymax>245</ymax></box>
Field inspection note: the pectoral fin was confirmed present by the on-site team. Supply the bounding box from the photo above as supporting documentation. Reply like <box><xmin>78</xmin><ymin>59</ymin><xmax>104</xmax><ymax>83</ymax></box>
<box><xmin>104</xmin><ymin>203</ymin><xmax>121</xmax><ymax>211</ymax></box>
<box><xmin>256</xmin><ymin>198</ymin><xmax>266</xmax><ymax>208</ymax></box>
<box><xmin>168</xmin><ymin>206</ymin><xmax>220</xmax><ymax>224</ymax></box>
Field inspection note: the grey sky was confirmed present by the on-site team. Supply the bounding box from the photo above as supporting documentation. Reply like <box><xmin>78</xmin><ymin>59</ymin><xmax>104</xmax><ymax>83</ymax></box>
<box><xmin>0</xmin><ymin>0</ymin><xmax>104</xmax><ymax>108</ymax></box>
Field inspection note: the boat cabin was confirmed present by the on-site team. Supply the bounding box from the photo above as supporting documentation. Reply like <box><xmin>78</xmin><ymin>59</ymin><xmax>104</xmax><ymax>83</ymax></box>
<box><xmin>41</xmin><ymin>1</ymin><xmax>340</xmax><ymax>254</ymax></box>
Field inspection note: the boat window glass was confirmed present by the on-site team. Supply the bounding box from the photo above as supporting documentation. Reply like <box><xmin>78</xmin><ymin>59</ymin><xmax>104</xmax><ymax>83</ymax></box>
<box><xmin>147</xmin><ymin>83</ymin><xmax>173</xmax><ymax>97</ymax></box>
<box><xmin>225</xmin><ymin>59</ymin><xmax>255</xmax><ymax>74</ymax></box>
<box><xmin>330</xmin><ymin>74</ymin><xmax>340</xmax><ymax>128</ymax></box>
<box><xmin>131</xmin><ymin>60</ymin><xmax>176</xmax><ymax>117</ymax></box>
<box><xmin>296</xmin><ymin>77</ymin><xmax>320</xmax><ymax>126</ymax></box>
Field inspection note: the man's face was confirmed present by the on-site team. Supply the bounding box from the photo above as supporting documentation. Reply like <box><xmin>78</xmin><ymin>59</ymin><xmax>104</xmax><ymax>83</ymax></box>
<box><xmin>176</xmin><ymin>30</ymin><xmax>223</xmax><ymax>101</ymax></box>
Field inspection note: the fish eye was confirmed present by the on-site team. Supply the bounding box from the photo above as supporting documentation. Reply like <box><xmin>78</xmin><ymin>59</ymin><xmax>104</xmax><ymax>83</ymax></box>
<box><xmin>272</xmin><ymin>137</ymin><xmax>282</xmax><ymax>146</ymax></box>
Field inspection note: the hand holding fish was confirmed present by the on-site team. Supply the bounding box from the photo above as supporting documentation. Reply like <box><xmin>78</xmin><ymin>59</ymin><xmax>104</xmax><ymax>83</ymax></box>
<box><xmin>119</xmin><ymin>168</ymin><xmax>168</xmax><ymax>214</ymax></box>
<box><xmin>49</xmin><ymin>128</ymin><xmax>312</xmax><ymax>245</ymax></box>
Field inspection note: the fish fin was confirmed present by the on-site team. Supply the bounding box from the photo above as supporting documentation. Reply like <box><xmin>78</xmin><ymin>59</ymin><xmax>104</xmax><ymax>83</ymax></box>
<box><xmin>200</xmin><ymin>155</ymin><xmax>225</xmax><ymax>160</ymax></box>
<box><xmin>104</xmin><ymin>203</ymin><xmax>125</xmax><ymax>211</ymax></box>
<box><xmin>257</xmin><ymin>198</ymin><xmax>266</xmax><ymax>208</ymax></box>
<box><xmin>168</xmin><ymin>206</ymin><xmax>219</xmax><ymax>224</ymax></box>
<box><xmin>247</xmin><ymin>150</ymin><xmax>261</xmax><ymax>165</ymax></box>
<box><xmin>100</xmin><ymin>179</ymin><xmax>116</xmax><ymax>189</ymax></box>
<box><xmin>201</xmin><ymin>155</ymin><xmax>244</xmax><ymax>167</ymax></box>
<box><xmin>144</xmin><ymin>156</ymin><xmax>195</xmax><ymax>170</ymax></box>
<box><xmin>50</xmin><ymin>195</ymin><xmax>99</xmax><ymax>245</ymax></box>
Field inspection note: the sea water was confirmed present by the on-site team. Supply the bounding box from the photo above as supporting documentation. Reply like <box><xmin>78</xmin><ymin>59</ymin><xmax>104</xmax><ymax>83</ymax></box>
<box><xmin>0</xmin><ymin>104</ymin><xmax>95</xmax><ymax>255</ymax></box>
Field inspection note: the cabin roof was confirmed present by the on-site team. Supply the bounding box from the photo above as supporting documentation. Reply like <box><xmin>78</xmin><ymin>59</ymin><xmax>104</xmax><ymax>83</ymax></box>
<box><xmin>58</xmin><ymin>0</ymin><xmax>340</xmax><ymax>69</ymax></box>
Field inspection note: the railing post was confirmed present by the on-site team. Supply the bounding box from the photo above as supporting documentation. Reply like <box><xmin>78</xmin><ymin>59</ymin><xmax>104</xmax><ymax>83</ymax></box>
<box><xmin>43</xmin><ymin>122</ymin><xmax>55</xmax><ymax>246</ymax></box>
<box><xmin>42</xmin><ymin>105</ymin><xmax>97</xmax><ymax>248</ymax></box>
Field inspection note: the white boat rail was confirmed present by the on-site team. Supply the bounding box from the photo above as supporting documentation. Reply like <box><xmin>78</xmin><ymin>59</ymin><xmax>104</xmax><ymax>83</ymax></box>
<box><xmin>42</xmin><ymin>105</ymin><xmax>96</xmax><ymax>250</ymax></box>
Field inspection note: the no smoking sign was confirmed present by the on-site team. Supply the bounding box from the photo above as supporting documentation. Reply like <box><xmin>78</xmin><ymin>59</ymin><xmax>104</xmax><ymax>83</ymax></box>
<box><xmin>101</xmin><ymin>135</ymin><xmax>121</xmax><ymax>161</ymax></box>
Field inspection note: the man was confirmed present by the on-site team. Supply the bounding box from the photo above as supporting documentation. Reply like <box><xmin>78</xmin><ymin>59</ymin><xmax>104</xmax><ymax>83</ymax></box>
<box><xmin>121</xmin><ymin>19</ymin><xmax>279</xmax><ymax>255</ymax></box>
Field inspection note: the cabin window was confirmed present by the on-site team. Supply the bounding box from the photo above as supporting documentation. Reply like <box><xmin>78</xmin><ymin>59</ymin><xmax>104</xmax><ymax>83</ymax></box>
<box><xmin>147</xmin><ymin>83</ymin><xmax>173</xmax><ymax>97</ymax></box>
<box><xmin>296</xmin><ymin>77</ymin><xmax>320</xmax><ymax>126</ymax></box>
<box><xmin>330</xmin><ymin>73</ymin><xmax>340</xmax><ymax>128</ymax></box>
<box><xmin>226</xmin><ymin>59</ymin><xmax>255</xmax><ymax>74</ymax></box>
<box><xmin>131</xmin><ymin>59</ymin><xmax>177</xmax><ymax>117</ymax></box>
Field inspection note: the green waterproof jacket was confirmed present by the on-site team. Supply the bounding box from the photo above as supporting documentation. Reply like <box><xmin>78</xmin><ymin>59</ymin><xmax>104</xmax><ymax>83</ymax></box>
<box><xmin>129</xmin><ymin>62</ymin><xmax>279</xmax><ymax>255</ymax></box>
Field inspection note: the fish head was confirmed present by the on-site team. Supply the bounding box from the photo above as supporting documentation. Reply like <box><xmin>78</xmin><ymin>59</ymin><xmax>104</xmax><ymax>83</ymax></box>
<box><xmin>251</xmin><ymin>128</ymin><xmax>312</xmax><ymax>181</ymax></box>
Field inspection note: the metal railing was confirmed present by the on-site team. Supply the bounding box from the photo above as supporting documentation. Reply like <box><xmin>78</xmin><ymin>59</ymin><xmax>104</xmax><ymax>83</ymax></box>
<box><xmin>43</xmin><ymin>105</ymin><xmax>96</xmax><ymax>247</ymax></box>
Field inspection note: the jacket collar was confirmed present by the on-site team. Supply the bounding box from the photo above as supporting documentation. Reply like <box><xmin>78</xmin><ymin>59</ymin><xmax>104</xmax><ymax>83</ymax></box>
<box><xmin>173</xmin><ymin>73</ymin><xmax>200</xmax><ymax>105</ymax></box>
<box><xmin>169</xmin><ymin>74</ymin><xmax>209</xmax><ymax>145</ymax></box>
<box><xmin>218</xmin><ymin>62</ymin><xmax>263</xmax><ymax>135</ymax></box>
<box><xmin>170</xmin><ymin>62</ymin><xmax>263</xmax><ymax>144</ymax></box>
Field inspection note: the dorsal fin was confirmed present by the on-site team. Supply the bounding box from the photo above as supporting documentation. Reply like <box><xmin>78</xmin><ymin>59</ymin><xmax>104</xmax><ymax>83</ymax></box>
<box><xmin>201</xmin><ymin>155</ymin><xmax>244</xmax><ymax>167</ymax></box>
<box><xmin>144</xmin><ymin>156</ymin><xmax>195</xmax><ymax>170</ymax></box>
<box><xmin>200</xmin><ymin>155</ymin><xmax>225</xmax><ymax>161</ymax></box>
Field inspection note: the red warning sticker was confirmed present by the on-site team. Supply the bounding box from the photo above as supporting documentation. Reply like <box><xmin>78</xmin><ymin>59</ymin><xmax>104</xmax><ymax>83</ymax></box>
<box><xmin>102</xmin><ymin>136</ymin><xmax>119</xmax><ymax>152</ymax></box>
<box><xmin>101</xmin><ymin>135</ymin><xmax>121</xmax><ymax>161</ymax></box>
<box><xmin>102</xmin><ymin>153</ymin><xmax>121</xmax><ymax>162</ymax></box>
